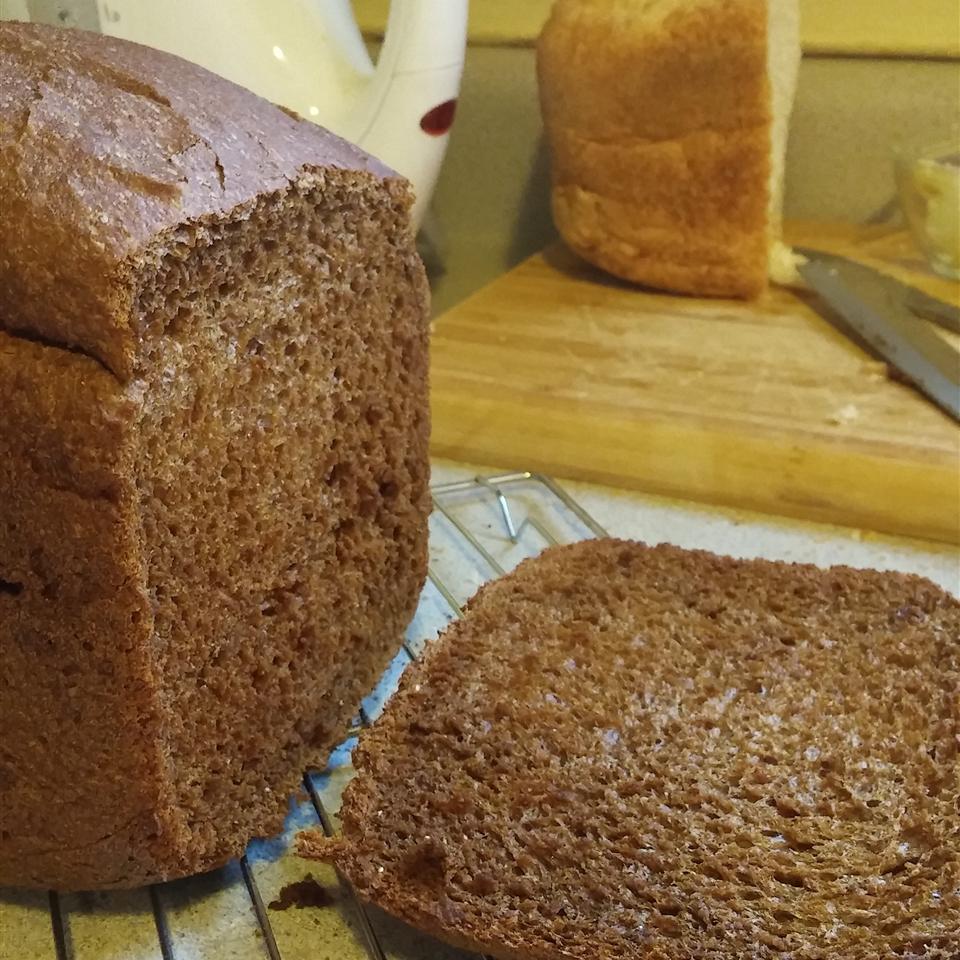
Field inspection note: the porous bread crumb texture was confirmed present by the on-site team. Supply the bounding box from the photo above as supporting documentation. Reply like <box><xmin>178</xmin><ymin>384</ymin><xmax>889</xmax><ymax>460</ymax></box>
<box><xmin>0</xmin><ymin>170</ymin><xmax>430</xmax><ymax>889</ymax></box>
<box><xmin>308</xmin><ymin>540</ymin><xmax>960</xmax><ymax>960</ymax></box>
<box><xmin>538</xmin><ymin>0</ymin><xmax>782</xmax><ymax>299</ymax></box>
<box><xmin>133</xmin><ymin>172</ymin><xmax>430</xmax><ymax>879</ymax></box>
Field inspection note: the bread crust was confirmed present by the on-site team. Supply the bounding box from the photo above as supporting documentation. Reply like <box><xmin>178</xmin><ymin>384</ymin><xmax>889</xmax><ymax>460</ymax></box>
<box><xmin>538</xmin><ymin>0</ymin><xmax>772</xmax><ymax>298</ymax></box>
<box><xmin>0</xmin><ymin>334</ymin><xmax>187</xmax><ymax>888</ymax></box>
<box><xmin>0</xmin><ymin>22</ymin><xmax>392</xmax><ymax>380</ymax></box>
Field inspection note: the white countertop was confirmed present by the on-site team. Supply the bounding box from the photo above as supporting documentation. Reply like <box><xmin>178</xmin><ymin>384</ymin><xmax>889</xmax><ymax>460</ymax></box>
<box><xmin>430</xmin><ymin>459</ymin><xmax>960</xmax><ymax>595</ymax></box>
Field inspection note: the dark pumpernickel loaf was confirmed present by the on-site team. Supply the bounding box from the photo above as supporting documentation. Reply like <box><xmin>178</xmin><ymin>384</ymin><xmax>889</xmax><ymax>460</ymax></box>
<box><xmin>300</xmin><ymin>539</ymin><xmax>960</xmax><ymax>959</ymax></box>
<box><xmin>0</xmin><ymin>22</ymin><xmax>429</xmax><ymax>889</ymax></box>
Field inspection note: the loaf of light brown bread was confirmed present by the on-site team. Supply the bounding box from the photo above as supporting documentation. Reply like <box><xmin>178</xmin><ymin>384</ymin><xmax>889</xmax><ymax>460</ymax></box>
<box><xmin>0</xmin><ymin>21</ymin><xmax>430</xmax><ymax>890</ymax></box>
<box><xmin>301</xmin><ymin>539</ymin><xmax>960</xmax><ymax>959</ymax></box>
<box><xmin>538</xmin><ymin>0</ymin><xmax>802</xmax><ymax>298</ymax></box>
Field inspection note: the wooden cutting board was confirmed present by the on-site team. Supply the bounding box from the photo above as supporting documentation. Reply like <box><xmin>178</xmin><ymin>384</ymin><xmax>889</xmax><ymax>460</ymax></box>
<box><xmin>430</xmin><ymin>222</ymin><xmax>960</xmax><ymax>544</ymax></box>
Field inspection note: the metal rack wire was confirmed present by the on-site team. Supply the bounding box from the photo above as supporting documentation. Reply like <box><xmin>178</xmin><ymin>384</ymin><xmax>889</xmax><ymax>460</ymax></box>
<box><xmin>4</xmin><ymin>472</ymin><xmax>607</xmax><ymax>960</ymax></box>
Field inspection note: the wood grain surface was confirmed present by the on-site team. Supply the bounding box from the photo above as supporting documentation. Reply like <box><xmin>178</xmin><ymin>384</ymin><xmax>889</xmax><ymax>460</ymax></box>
<box><xmin>430</xmin><ymin>223</ymin><xmax>960</xmax><ymax>544</ymax></box>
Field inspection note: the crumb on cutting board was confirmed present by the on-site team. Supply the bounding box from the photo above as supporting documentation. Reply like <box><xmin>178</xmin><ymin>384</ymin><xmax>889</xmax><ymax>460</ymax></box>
<box><xmin>826</xmin><ymin>403</ymin><xmax>861</xmax><ymax>425</ymax></box>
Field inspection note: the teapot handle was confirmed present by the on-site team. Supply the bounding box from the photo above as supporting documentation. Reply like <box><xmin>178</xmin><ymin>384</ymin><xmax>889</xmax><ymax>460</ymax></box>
<box><xmin>378</xmin><ymin>0</ymin><xmax>469</xmax><ymax>75</ymax></box>
<box><xmin>360</xmin><ymin>0</ymin><xmax>468</xmax><ymax>227</ymax></box>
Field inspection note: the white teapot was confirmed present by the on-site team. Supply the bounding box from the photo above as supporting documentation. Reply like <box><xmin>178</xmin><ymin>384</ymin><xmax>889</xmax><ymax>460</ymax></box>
<box><xmin>14</xmin><ymin>0</ymin><xmax>468</xmax><ymax>227</ymax></box>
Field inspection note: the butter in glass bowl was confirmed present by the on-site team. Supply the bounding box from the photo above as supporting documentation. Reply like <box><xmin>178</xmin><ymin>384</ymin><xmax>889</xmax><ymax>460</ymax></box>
<box><xmin>895</xmin><ymin>138</ymin><xmax>960</xmax><ymax>281</ymax></box>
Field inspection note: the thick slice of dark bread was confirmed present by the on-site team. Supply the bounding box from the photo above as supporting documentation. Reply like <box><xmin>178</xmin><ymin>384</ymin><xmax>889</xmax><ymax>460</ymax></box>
<box><xmin>300</xmin><ymin>539</ymin><xmax>960</xmax><ymax>959</ymax></box>
<box><xmin>0</xmin><ymin>22</ymin><xmax>428</xmax><ymax>890</ymax></box>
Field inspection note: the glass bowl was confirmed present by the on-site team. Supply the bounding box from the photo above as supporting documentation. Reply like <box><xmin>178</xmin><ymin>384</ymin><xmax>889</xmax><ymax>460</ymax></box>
<box><xmin>894</xmin><ymin>135</ymin><xmax>960</xmax><ymax>281</ymax></box>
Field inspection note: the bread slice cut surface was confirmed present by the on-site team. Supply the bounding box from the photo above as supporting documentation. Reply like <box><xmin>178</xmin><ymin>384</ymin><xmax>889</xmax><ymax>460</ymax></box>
<box><xmin>301</xmin><ymin>539</ymin><xmax>960</xmax><ymax>959</ymax></box>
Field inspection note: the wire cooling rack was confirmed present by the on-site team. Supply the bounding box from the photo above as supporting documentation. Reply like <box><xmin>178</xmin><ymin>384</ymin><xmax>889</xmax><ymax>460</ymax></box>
<box><xmin>2</xmin><ymin>473</ymin><xmax>607</xmax><ymax>960</ymax></box>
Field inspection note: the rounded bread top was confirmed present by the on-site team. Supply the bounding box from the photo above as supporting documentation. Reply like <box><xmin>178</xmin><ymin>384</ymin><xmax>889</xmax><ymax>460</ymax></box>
<box><xmin>0</xmin><ymin>21</ymin><xmax>396</xmax><ymax>378</ymax></box>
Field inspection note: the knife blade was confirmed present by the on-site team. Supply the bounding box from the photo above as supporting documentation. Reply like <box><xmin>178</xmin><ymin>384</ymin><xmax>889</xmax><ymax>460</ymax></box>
<box><xmin>796</xmin><ymin>250</ymin><xmax>960</xmax><ymax>421</ymax></box>
<box><xmin>796</xmin><ymin>248</ymin><xmax>960</xmax><ymax>335</ymax></box>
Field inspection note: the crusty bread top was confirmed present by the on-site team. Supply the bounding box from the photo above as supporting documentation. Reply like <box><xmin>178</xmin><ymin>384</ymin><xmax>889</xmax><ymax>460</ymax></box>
<box><xmin>302</xmin><ymin>539</ymin><xmax>960</xmax><ymax>959</ymax></box>
<box><xmin>540</xmin><ymin>0</ymin><xmax>769</xmax><ymax>144</ymax></box>
<box><xmin>0</xmin><ymin>22</ymin><xmax>395</xmax><ymax>378</ymax></box>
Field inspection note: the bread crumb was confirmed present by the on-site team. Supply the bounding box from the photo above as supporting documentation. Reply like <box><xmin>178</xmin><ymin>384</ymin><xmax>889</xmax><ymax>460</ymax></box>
<box><xmin>769</xmin><ymin>241</ymin><xmax>805</xmax><ymax>288</ymax></box>
<box><xmin>862</xmin><ymin>361</ymin><xmax>888</xmax><ymax>382</ymax></box>
<box><xmin>268</xmin><ymin>874</ymin><xmax>335</xmax><ymax>911</ymax></box>
<box><xmin>826</xmin><ymin>403</ymin><xmax>860</xmax><ymax>426</ymax></box>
